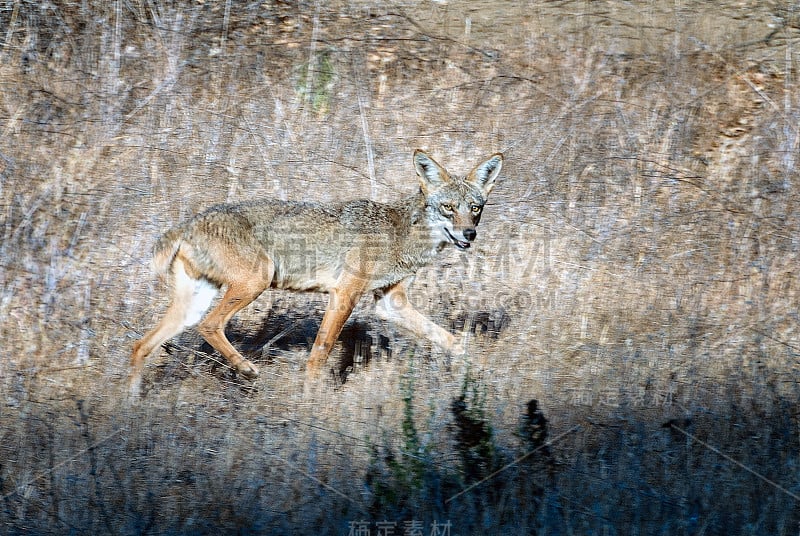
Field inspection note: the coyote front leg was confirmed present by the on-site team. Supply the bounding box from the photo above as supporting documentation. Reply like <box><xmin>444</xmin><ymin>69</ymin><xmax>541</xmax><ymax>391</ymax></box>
<box><xmin>375</xmin><ymin>278</ymin><xmax>465</xmax><ymax>356</ymax></box>
<box><xmin>306</xmin><ymin>272</ymin><xmax>368</xmax><ymax>377</ymax></box>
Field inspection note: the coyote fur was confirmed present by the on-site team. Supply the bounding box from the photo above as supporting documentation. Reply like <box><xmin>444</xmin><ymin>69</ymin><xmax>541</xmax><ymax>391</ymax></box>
<box><xmin>130</xmin><ymin>150</ymin><xmax>503</xmax><ymax>392</ymax></box>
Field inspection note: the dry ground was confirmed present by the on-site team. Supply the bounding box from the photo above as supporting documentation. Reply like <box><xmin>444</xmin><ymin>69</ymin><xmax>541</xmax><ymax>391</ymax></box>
<box><xmin>1</xmin><ymin>1</ymin><xmax>799</xmax><ymax>534</ymax></box>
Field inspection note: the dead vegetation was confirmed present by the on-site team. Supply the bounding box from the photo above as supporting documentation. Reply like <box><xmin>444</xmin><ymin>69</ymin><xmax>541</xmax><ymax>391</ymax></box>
<box><xmin>1</xmin><ymin>1</ymin><xmax>799</xmax><ymax>533</ymax></box>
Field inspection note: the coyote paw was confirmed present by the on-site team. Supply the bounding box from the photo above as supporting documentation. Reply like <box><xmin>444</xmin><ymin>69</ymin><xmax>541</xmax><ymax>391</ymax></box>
<box><xmin>236</xmin><ymin>360</ymin><xmax>260</xmax><ymax>379</ymax></box>
<box><xmin>451</xmin><ymin>341</ymin><xmax>467</xmax><ymax>357</ymax></box>
<box><xmin>305</xmin><ymin>363</ymin><xmax>322</xmax><ymax>380</ymax></box>
<box><xmin>126</xmin><ymin>374</ymin><xmax>143</xmax><ymax>403</ymax></box>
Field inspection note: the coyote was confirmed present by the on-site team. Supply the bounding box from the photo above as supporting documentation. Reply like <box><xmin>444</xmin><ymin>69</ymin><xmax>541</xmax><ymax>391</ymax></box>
<box><xmin>129</xmin><ymin>150</ymin><xmax>503</xmax><ymax>392</ymax></box>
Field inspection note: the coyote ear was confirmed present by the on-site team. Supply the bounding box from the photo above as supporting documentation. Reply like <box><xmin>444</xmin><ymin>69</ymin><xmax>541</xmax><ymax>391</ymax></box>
<box><xmin>414</xmin><ymin>149</ymin><xmax>450</xmax><ymax>194</ymax></box>
<box><xmin>466</xmin><ymin>153</ymin><xmax>503</xmax><ymax>197</ymax></box>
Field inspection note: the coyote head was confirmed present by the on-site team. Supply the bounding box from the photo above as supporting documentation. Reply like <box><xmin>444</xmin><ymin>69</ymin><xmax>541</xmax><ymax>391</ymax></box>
<box><xmin>414</xmin><ymin>149</ymin><xmax>503</xmax><ymax>250</ymax></box>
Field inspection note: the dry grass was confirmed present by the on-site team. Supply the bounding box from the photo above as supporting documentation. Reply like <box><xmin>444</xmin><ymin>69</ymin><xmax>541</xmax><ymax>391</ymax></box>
<box><xmin>1</xmin><ymin>1</ymin><xmax>799</xmax><ymax>534</ymax></box>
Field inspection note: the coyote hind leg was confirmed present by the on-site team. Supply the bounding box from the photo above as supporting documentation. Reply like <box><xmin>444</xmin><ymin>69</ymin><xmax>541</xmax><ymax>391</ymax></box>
<box><xmin>197</xmin><ymin>254</ymin><xmax>275</xmax><ymax>379</ymax></box>
<box><xmin>129</xmin><ymin>258</ymin><xmax>219</xmax><ymax>395</ymax></box>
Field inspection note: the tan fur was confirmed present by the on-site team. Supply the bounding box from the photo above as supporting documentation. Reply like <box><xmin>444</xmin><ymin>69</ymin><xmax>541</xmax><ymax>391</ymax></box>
<box><xmin>129</xmin><ymin>150</ymin><xmax>503</xmax><ymax>394</ymax></box>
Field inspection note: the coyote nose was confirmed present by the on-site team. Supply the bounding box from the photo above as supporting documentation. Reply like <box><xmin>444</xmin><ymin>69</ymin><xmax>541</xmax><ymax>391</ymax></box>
<box><xmin>463</xmin><ymin>228</ymin><xmax>477</xmax><ymax>242</ymax></box>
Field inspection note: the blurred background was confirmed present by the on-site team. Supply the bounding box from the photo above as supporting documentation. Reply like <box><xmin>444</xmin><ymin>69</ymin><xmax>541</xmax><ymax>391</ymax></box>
<box><xmin>1</xmin><ymin>1</ymin><xmax>798</xmax><ymax>533</ymax></box>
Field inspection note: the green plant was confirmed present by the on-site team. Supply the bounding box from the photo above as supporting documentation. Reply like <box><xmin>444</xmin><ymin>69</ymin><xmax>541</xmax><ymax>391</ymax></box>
<box><xmin>295</xmin><ymin>48</ymin><xmax>335</xmax><ymax>114</ymax></box>
<box><xmin>365</xmin><ymin>355</ymin><xmax>431</xmax><ymax>518</ymax></box>
<box><xmin>451</xmin><ymin>369</ymin><xmax>496</xmax><ymax>483</ymax></box>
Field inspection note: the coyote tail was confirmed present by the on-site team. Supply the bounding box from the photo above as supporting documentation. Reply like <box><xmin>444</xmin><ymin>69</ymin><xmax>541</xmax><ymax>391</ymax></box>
<box><xmin>152</xmin><ymin>227</ymin><xmax>182</xmax><ymax>278</ymax></box>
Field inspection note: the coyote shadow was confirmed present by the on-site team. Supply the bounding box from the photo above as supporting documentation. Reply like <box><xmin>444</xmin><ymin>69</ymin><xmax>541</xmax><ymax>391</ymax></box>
<box><xmin>152</xmin><ymin>305</ymin><xmax>510</xmax><ymax>390</ymax></box>
<box><xmin>200</xmin><ymin>310</ymin><xmax>382</xmax><ymax>385</ymax></box>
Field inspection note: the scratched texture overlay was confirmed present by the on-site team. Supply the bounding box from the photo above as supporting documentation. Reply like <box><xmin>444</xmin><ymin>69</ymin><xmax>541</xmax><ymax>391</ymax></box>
<box><xmin>1</xmin><ymin>2</ymin><xmax>799</xmax><ymax>534</ymax></box>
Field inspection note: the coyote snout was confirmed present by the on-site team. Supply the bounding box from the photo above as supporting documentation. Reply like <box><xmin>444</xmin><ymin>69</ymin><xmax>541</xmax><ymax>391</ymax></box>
<box><xmin>129</xmin><ymin>149</ymin><xmax>503</xmax><ymax>394</ymax></box>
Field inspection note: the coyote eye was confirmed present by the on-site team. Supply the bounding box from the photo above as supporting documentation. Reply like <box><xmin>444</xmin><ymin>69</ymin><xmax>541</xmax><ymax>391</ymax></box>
<box><xmin>471</xmin><ymin>204</ymin><xmax>482</xmax><ymax>215</ymax></box>
<box><xmin>440</xmin><ymin>203</ymin><xmax>454</xmax><ymax>213</ymax></box>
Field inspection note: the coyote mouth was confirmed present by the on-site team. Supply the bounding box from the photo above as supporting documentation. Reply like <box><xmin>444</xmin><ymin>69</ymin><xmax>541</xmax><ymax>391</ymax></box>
<box><xmin>444</xmin><ymin>228</ymin><xmax>470</xmax><ymax>250</ymax></box>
